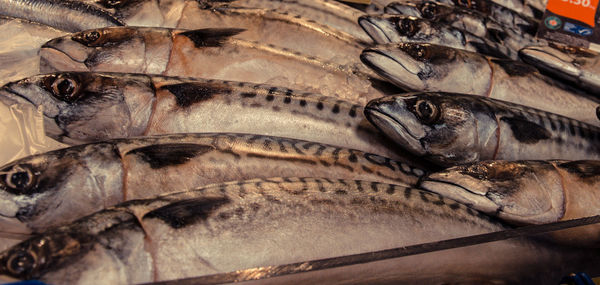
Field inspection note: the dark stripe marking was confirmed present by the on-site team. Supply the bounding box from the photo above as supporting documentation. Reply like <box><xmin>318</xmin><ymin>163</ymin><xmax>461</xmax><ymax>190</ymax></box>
<box><xmin>144</xmin><ymin>196</ymin><xmax>230</xmax><ymax>229</ymax></box>
<box><xmin>128</xmin><ymin>144</ymin><xmax>214</xmax><ymax>169</ymax></box>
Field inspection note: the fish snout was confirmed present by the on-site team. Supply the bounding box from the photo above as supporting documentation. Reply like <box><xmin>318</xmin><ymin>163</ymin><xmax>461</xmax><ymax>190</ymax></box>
<box><xmin>358</xmin><ymin>16</ymin><xmax>395</xmax><ymax>44</ymax></box>
<box><xmin>39</xmin><ymin>37</ymin><xmax>91</xmax><ymax>73</ymax></box>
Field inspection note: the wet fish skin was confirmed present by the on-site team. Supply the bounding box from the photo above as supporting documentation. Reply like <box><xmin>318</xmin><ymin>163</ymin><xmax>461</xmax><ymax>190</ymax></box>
<box><xmin>0</xmin><ymin>0</ymin><xmax>124</xmax><ymax>32</ymax></box>
<box><xmin>520</xmin><ymin>44</ymin><xmax>600</xmax><ymax>94</ymax></box>
<box><xmin>388</xmin><ymin>0</ymin><xmax>540</xmax><ymax>36</ymax></box>
<box><xmin>69</xmin><ymin>1</ymin><xmax>367</xmax><ymax>64</ymax></box>
<box><xmin>1</xmin><ymin>177</ymin><xmax>584</xmax><ymax>284</ymax></box>
<box><xmin>191</xmin><ymin>0</ymin><xmax>372</xmax><ymax>43</ymax></box>
<box><xmin>0</xmin><ymin>133</ymin><xmax>426</xmax><ymax>238</ymax></box>
<box><xmin>421</xmin><ymin>160</ymin><xmax>600</xmax><ymax>246</ymax></box>
<box><xmin>38</xmin><ymin>27</ymin><xmax>384</xmax><ymax>104</ymax></box>
<box><xmin>0</xmin><ymin>72</ymin><xmax>407</xmax><ymax>160</ymax></box>
<box><xmin>358</xmin><ymin>14</ymin><xmax>516</xmax><ymax>59</ymax></box>
<box><xmin>365</xmin><ymin>92</ymin><xmax>600</xmax><ymax>167</ymax></box>
<box><xmin>360</xmin><ymin>43</ymin><xmax>600</xmax><ymax>126</ymax></box>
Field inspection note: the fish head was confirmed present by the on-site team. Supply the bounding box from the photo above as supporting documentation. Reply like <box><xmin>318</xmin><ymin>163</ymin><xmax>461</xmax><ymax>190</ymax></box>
<box><xmin>384</xmin><ymin>2</ymin><xmax>422</xmax><ymax>17</ymax></box>
<box><xmin>358</xmin><ymin>15</ymin><xmax>436</xmax><ymax>44</ymax></box>
<box><xmin>0</xmin><ymin>144</ymin><xmax>123</xmax><ymax>234</ymax></box>
<box><xmin>39</xmin><ymin>27</ymin><xmax>150</xmax><ymax>73</ymax></box>
<box><xmin>421</xmin><ymin>160</ymin><xmax>567</xmax><ymax>224</ymax></box>
<box><xmin>0</xmin><ymin>209</ymin><xmax>135</xmax><ymax>282</ymax></box>
<box><xmin>361</xmin><ymin>43</ymin><xmax>462</xmax><ymax>91</ymax></box>
<box><xmin>0</xmin><ymin>232</ymin><xmax>82</xmax><ymax>280</ymax></box>
<box><xmin>0</xmin><ymin>72</ymin><xmax>154</xmax><ymax>143</ymax></box>
<box><xmin>365</xmin><ymin>92</ymin><xmax>480</xmax><ymax>166</ymax></box>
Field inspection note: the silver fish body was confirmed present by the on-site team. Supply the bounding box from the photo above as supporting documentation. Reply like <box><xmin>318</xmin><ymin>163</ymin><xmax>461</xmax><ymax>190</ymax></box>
<box><xmin>421</xmin><ymin>160</ymin><xmax>600</xmax><ymax>247</ymax></box>
<box><xmin>66</xmin><ymin>1</ymin><xmax>367</xmax><ymax>63</ymax></box>
<box><xmin>192</xmin><ymin>0</ymin><xmax>372</xmax><ymax>43</ymax></box>
<box><xmin>2</xmin><ymin>177</ymin><xmax>597</xmax><ymax>284</ymax></box>
<box><xmin>385</xmin><ymin>1</ymin><xmax>507</xmax><ymax>38</ymax></box>
<box><xmin>365</xmin><ymin>92</ymin><xmax>600</xmax><ymax>167</ymax></box>
<box><xmin>0</xmin><ymin>72</ymin><xmax>407</xmax><ymax>161</ymax></box>
<box><xmin>358</xmin><ymin>14</ymin><xmax>518</xmax><ymax>59</ymax></box>
<box><xmin>0</xmin><ymin>0</ymin><xmax>123</xmax><ymax>32</ymax></box>
<box><xmin>387</xmin><ymin>0</ymin><xmax>540</xmax><ymax>36</ymax></box>
<box><xmin>520</xmin><ymin>44</ymin><xmax>600</xmax><ymax>94</ymax></box>
<box><xmin>38</xmin><ymin>27</ymin><xmax>386</xmax><ymax>104</ymax></box>
<box><xmin>360</xmin><ymin>43</ymin><xmax>600</xmax><ymax>126</ymax></box>
<box><xmin>0</xmin><ymin>133</ymin><xmax>425</xmax><ymax>239</ymax></box>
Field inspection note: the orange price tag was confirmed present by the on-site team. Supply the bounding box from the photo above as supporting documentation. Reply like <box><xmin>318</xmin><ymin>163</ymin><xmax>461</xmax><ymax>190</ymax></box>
<box><xmin>546</xmin><ymin>0</ymin><xmax>599</xmax><ymax>27</ymax></box>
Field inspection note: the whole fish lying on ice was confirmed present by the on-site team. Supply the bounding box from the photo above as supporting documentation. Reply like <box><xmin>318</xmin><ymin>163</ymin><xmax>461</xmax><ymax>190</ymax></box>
<box><xmin>0</xmin><ymin>133</ymin><xmax>426</xmax><ymax>250</ymax></box>
<box><xmin>520</xmin><ymin>43</ymin><xmax>600</xmax><ymax>94</ymax></box>
<box><xmin>360</xmin><ymin>43</ymin><xmax>600</xmax><ymax>126</ymax></box>
<box><xmin>365</xmin><ymin>92</ymin><xmax>600</xmax><ymax>166</ymax></box>
<box><xmin>421</xmin><ymin>160</ymin><xmax>600</xmax><ymax>247</ymax></box>
<box><xmin>61</xmin><ymin>0</ymin><xmax>369</xmax><ymax>63</ymax></box>
<box><xmin>0</xmin><ymin>0</ymin><xmax>123</xmax><ymax>32</ymax></box>
<box><xmin>0</xmin><ymin>72</ymin><xmax>409</xmax><ymax>160</ymax></box>
<box><xmin>38</xmin><ymin>27</ymin><xmax>392</xmax><ymax>103</ymax></box>
<box><xmin>1</xmin><ymin>177</ymin><xmax>598</xmax><ymax>284</ymax></box>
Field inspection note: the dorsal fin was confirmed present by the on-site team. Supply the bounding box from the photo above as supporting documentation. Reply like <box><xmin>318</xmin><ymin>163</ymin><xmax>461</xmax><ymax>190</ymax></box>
<box><xmin>178</xmin><ymin>28</ymin><xmax>246</xmax><ymax>48</ymax></box>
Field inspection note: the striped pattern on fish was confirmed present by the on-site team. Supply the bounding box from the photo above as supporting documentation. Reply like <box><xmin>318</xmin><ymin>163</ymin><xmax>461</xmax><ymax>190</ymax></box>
<box><xmin>421</xmin><ymin>160</ymin><xmax>600</xmax><ymax>247</ymax></box>
<box><xmin>365</xmin><ymin>92</ymin><xmax>600</xmax><ymax>166</ymax></box>
<box><xmin>38</xmin><ymin>27</ymin><xmax>386</xmax><ymax>103</ymax></box>
<box><xmin>0</xmin><ymin>133</ymin><xmax>426</xmax><ymax>237</ymax></box>
<box><xmin>360</xmin><ymin>43</ymin><xmax>600</xmax><ymax>126</ymax></box>
<box><xmin>0</xmin><ymin>72</ymin><xmax>410</xmax><ymax>161</ymax></box>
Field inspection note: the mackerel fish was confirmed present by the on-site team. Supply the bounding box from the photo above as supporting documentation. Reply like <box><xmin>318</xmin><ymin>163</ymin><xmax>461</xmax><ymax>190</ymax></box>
<box><xmin>442</xmin><ymin>0</ymin><xmax>545</xmax><ymax>19</ymax></box>
<box><xmin>358</xmin><ymin>14</ymin><xmax>520</xmax><ymax>59</ymax></box>
<box><xmin>65</xmin><ymin>0</ymin><xmax>368</xmax><ymax>64</ymax></box>
<box><xmin>0</xmin><ymin>0</ymin><xmax>124</xmax><ymax>32</ymax></box>
<box><xmin>385</xmin><ymin>1</ymin><xmax>539</xmax><ymax>36</ymax></box>
<box><xmin>520</xmin><ymin>44</ymin><xmax>600</xmax><ymax>93</ymax></box>
<box><xmin>0</xmin><ymin>133</ymin><xmax>425</xmax><ymax>243</ymax></box>
<box><xmin>384</xmin><ymin>1</ymin><xmax>538</xmax><ymax>39</ymax></box>
<box><xmin>2</xmin><ymin>177</ymin><xmax>598</xmax><ymax>284</ymax></box>
<box><xmin>365</xmin><ymin>92</ymin><xmax>600</xmax><ymax>166</ymax></box>
<box><xmin>0</xmin><ymin>72</ymin><xmax>409</xmax><ymax>161</ymax></box>
<box><xmin>38</xmin><ymin>27</ymin><xmax>390</xmax><ymax>104</ymax></box>
<box><xmin>421</xmin><ymin>160</ymin><xmax>600</xmax><ymax>247</ymax></box>
<box><xmin>360</xmin><ymin>43</ymin><xmax>600</xmax><ymax>126</ymax></box>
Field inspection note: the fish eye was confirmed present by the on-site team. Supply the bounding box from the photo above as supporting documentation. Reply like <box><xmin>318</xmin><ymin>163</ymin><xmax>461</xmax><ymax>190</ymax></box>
<box><xmin>420</xmin><ymin>3</ymin><xmax>438</xmax><ymax>19</ymax></box>
<box><xmin>414</xmin><ymin>100</ymin><xmax>440</xmax><ymax>124</ymax></box>
<box><xmin>72</xmin><ymin>29</ymin><xmax>106</xmax><ymax>47</ymax></box>
<box><xmin>100</xmin><ymin>0</ymin><xmax>124</xmax><ymax>8</ymax></box>
<box><xmin>2</xmin><ymin>165</ymin><xmax>36</xmax><ymax>194</ymax></box>
<box><xmin>397</xmin><ymin>18</ymin><xmax>418</xmax><ymax>37</ymax></box>
<box><xmin>50</xmin><ymin>75</ymin><xmax>81</xmax><ymax>102</ymax></box>
<box><xmin>6</xmin><ymin>249</ymin><xmax>37</xmax><ymax>277</ymax></box>
<box><xmin>407</xmin><ymin>44</ymin><xmax>429</xmax><ymax>60</ymax></box>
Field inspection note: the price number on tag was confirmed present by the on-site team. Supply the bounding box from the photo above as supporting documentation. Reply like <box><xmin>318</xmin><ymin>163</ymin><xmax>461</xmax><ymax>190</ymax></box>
<box><xmin>561</xmin><ymin>0</ymin><xmax>595</xmax><ymax>9</ymax></box>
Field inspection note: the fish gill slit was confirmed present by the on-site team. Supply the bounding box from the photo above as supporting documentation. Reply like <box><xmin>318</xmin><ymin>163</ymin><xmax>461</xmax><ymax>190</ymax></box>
<box><xmin>485</xmin><ymin>57</ymin><xmax>495</xmax><ymax>97</ymax></box>
<box><xmin>142</xmin><ymin>82</ymin><xmax>160</xmax><ymax>136</ymax></box>
<box><xmin>549</xmin><ymin>161</ymin><xmax>568</xmax><ymax>220</ymax></box>
<box><xmin>492</xmin><ymin>115</ymin><xmax>501</xmax><ymax>160</ymax></box>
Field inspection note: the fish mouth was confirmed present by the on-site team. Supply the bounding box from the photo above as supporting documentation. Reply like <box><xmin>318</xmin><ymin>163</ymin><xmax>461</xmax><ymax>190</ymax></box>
<box><xmin>419</xmin><ymin>177</ymin><xmax>501</xmax><ymax>215</ymax></box>
<box><xmin>364</xmin><ymin>103</ymin><xmax>427</xmax><ymax>156</ymax></box>
<box><xmin>519</xmin><ymin>46</ymin><xmax>579</xmax><ymax>77</ymax></box>
<box><xmin>39</xmin><ymin>41</ymin><xmax>89</xmax><ymax>73</ymax></box>
<box><xmin>0</xmin><ymin>85</ymin><xmax>66</xmax><ymax>141</ymax></box>
<box><xmin>360</xmin><ymin>48</ymin><xmax>426</xmax><ymax>91</ymax></box>
<box><xmin>358</xmin><ymin>16</ymin><xmax>393</xmax><ymax>44</ymax></box>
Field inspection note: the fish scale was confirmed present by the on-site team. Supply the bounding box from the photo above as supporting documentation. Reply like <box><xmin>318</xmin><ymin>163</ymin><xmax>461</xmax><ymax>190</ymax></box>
<box><xmin>0</xmin><ymin>132</ymin><xmax>426</xmax><ymax>245</ymax></box>
<box><xmin>2</xmin><ymin>177</ymin><xmax>599</xmax><ymax>284</ymax></box>
<box><xmin>38</xmin><ymin>27</ymin><xmax>387</xmax><ymax>104</ymax></box>
<box><xmin>365</xmin><ymin>92</ymin><xmax>600</xmax><ymax>167</ymax></box>
<box><xmin>360</xmin><ymin>43</ymin><xmax>600</xmax><ymax>126</ymax></box>
<box><xmin>0</xmin><ymin>72</ymin><xmax>410</xmax><ymax>161</ymax></box>
<box><xmin>421</xmin><ymin>160</ymin><xmax>600</xmax><ymax>247</ymax></box>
